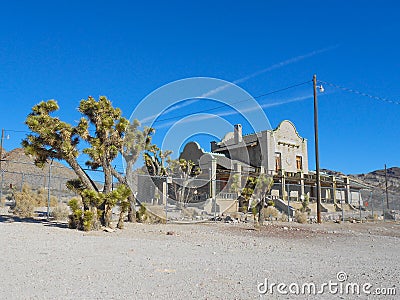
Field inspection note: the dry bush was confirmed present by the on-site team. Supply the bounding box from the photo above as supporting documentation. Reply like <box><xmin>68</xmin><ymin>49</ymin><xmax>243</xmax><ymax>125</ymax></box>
<box><xmin>136</xmin><ymin>204</ymin><xmax>166</xmax><ymax>224</ymax></box>
<box><xmin>13</xmin><ymin>184</ymin><xmax>59</xmax><ymax>218</ymax></box>
<box><xmin>182</xmin><ymin>207</ymin><xmax>198</xmax><ymax>218</ymax></box>
<box><xmin>262</xmin><ymin>206</ymin><xmax>279</xmax><ymax>220</ymax></box>
<box><xmin>13</xmin><ymin>192</ymin><xmax>35</xmax><ymax>218</ymax></box>
<box><xmin>280</xmin><ymin>213</ymin><xmax>289</xmax><ymax>222</ymax></box>
<box><xmin>51</xmin><ymin>203</ymin><xmax>70</xmax><ymax>221</ymax></box>
<box><xmin>230</xmin><ymin>211</ymin><xmax>242</xmax><ymax>220</ymax></box>
<box><xmin>295</xmin><ymin>211</ymin><xmax>308</xmax><ymax>224</ymax></box>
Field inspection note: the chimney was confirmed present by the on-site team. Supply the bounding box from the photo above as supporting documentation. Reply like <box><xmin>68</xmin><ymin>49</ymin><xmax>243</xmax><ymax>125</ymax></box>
<box><xmin>234</xmin><ymin>124</ymin><xmax>242</xmax><ymax>144</ymax></box>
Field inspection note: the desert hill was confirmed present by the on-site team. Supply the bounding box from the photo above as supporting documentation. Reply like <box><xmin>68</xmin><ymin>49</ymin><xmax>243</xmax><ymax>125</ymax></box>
<box><xmin>1</xmin><ymin>148</ymin><xmax>77</xmax><ymax>195</ymax></box>
<box><xmin>321</xmin><ymin>167</ymin><xmax>400</xmax><ymax>210</ymax></box>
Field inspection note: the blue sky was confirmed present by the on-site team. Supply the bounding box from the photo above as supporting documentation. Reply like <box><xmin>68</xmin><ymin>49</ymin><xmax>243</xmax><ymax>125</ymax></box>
<box><xmin>0</xmin><ymin>0</ymin><xmax>399</xmax><ymax>175</ymax></box>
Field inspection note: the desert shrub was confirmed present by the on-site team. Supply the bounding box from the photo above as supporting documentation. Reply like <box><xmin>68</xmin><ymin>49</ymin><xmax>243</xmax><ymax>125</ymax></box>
<box><xmin>262</xmin><ymin>206</ymin><xmax>279</xmax><ymax>220</ymax></box>
<box><xmin>230</xmin><ymin>211</ymin><xmax>241</xmax><ymax>220</ymax></box>
<box><xmin>300</xmin><ymin>195</ymin><xmax>310</xmax><ymax>213</ymax></box>
<box><xmin>0</xmin><ymin>195</ymin><xmax>6</xmax><ymax>206</ymax></box>
<box><xmin>266</xmin><ymin>200</ymin><xmax>275</xmax><ymax>207</ymax></box>
<box><xmin>136</xmin><ymin>204</ymin><xmax>165</xmax><ymax>224</ymax></box>
<box><xmin>182</xmin><ymin>207</ymin><xmax>198</xmax><ymax>218</ymax></box>
<box><xmin>12</xmin><ymin>185</ymin><xmax>57</xmax><ymax>218</ymax></box>
<box><xmin>280</xmin><ymin>213</ymin><xmax>289</xmax><ymax>222</ymax></box>
<box><xmin>13</xmin><ymin>191</ymin><xmax>36</xmax><ymax>218</ymax></box>
<box><xmin>295</xmin><ymin>211</ymin><xmax>308</xmax><ymax>224</ymax></box>
<box><xmin>51</xmin><ymin>203</ymin><xmax>70</xmax><ymax>221</ymax></box>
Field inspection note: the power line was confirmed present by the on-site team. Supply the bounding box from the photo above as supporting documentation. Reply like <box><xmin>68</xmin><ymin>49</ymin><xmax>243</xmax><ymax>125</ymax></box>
<box><xmin>319</xmin><ymin>80</ymin><xmax>400</xmax><ymax>105</ymax></box>
<box><xmin>142</xmin><ymin>80</ymin><xmax>312</xmax><ymax>125</ymax></box>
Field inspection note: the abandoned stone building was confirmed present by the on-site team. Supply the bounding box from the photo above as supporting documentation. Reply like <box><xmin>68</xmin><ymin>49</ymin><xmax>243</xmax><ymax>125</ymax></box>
<box><xmin>178</xmin><ymin>120</ymin><xmax>366</xmax><ymax>215</ymax></box>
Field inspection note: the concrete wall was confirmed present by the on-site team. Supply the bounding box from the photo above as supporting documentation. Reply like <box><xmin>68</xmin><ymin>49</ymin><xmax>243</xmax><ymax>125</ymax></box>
<box><xmin>269</xmin><ymin>120</ymin><xmax>308</xmax><ymax>174</ymax></box>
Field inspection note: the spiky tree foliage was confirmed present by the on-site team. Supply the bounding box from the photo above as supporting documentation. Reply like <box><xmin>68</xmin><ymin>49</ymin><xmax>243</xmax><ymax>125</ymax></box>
<box><xmin>110</xmin><ymin>119</ymin><xmax>155</xmax><ymax>224</ymax></box>
<box><xmin>253</xmin><ymin>173</ymin><xmax>274</xmax><ymax>204</ymax></box>
<box><xmin>77</xmin><ymin>96</ymin><xmax>132</xmax><ymax>227</ymax></box>
<box><xmin>229</xmin><ymin>173</ymin><xmax>242</xmax><ymax>196</ymax></box>
<box><xmin>167</xmin><ymin>158</ymin><xmax>201</xmax><ymax>207</ymax></box>
<box><xmin>253</xmin><ymin>174</ymin><xmax>274</xmax><ymax>222</ymax></box>
<box><xmin>144</xmin><ymin>144</ymin><xmax>172</xmax><ymax>176</ymax></box>
<box><xmin>240</xmin><ymin>174</ymin><xmax>273</xmax><ymax>218</ymax></box>
<box><xmin>23</xmin><ymin>100</ymin><xmax>96</xmax><ymax>191</ymax></box>
<box><xmin>23</xmin><ymin>97</ymin><xmax>137</xmax><ymax>230</ymax></box>
<box><xmin>78</xmin><ymin>96</ymin><xmax>128</xmax><ymax>193</ymax></box>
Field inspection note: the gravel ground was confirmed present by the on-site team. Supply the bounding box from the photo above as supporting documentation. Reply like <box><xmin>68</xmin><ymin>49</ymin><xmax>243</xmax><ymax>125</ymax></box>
<box><xmin>0</xmin><ymin>215</ymin><xmax>399</xmax><ymax>299</ymax></box>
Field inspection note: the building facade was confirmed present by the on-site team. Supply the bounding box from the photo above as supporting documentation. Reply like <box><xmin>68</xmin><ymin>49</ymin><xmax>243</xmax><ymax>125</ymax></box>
<box><xmin>210</xmin><ymin>120</ymin><xmax>309</xmax><ymax>175</ymax></box>
<box><xmin>178</xmin><ymin>120</ymin><xmax>366</xmax><ymax>215</ymax></box>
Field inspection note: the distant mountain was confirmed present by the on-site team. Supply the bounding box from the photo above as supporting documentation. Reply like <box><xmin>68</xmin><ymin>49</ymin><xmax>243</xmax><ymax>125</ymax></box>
<box><xmin>322</xmin><ymin>167</ymin><xmax>400</xmax><ymax>211</ymax></box>
<box><xmin>1</xmin><ymin>148</ymin><xmax>77</xmax><ymax>194</ymax></box>
<box><xmin>352</xmin><ymin>167</ymin><xmax>400</xmax><ymax>193</ymax></box>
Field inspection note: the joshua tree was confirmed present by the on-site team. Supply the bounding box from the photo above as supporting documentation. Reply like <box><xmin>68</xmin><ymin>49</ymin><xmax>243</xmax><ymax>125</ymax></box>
<box><xmin>239</xmin><ymin>173</ymin><xmax>273</xmax><ymax>220</ymax></box>
<box><xmin>111</xmin><ymin>119</ymin><xmax>154</xmax><ymax>224</ymax></box>
<box><xmin>143</xmin><ymin>144</ymin><xmax>172</xmax><ymax>177</ymax></box>
<box><xmin>167</xmin><ymin>158</ymin><xmax>201</xmax><ymax>207</ymax></box>
<box><xmin>22</xmin><ymin>97</ymin><xmax>146</xmax><ymax>230</ymax></box>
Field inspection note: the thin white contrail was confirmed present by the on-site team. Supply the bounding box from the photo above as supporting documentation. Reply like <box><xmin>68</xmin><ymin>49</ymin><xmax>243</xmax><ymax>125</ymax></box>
<box><xmin>141</xmin><ymin>45</ymin><xmax>337</xmax><ymax>124</ymax></box>
<box><xmin>140</xmin><ymin>99</ymin><xmax>198</xmax><ymax>124</ymax></box>
<box><xmin>201</xmin><ymin>45</ymin><xmax>338</xmax><ymax>98</ymax></box>
<box><xmin>154</xmin><ymin>94</ymin><xmax>319</xmax><ymax>129</ymax></box>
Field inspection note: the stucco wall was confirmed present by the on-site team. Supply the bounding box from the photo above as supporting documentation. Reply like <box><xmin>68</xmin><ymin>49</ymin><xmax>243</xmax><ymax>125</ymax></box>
<box><xmin>271</xmin><ymin>120</ymin><xmax>308</xmax><ymax>174</ymax></box>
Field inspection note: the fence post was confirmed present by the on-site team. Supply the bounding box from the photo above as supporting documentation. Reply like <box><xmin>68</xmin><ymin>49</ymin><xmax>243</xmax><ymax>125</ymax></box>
<box><xmin>20</xmin><ymin>173</ymin><xmax>24</xmax><ymax>191</ymax></box>
<box><xmin>0</xmin><ymin>170</ymin><xmax>3</xmax><ymax>206</ymax></box>
<box><xmin>165</xmin><ymin>176</ymin><xmax>172</xmax><ymax>223</ymax></box>
<box><xmin>370</xmin><ymin>190</ymin><xmax>374</xmax><ymax>221</ymax></box>
<box><xmin>359</xmin><ymin>190</ymin><xmax>362</xmax><ymax>221</ymax></box>
<box><xmin>47</xmin><ymin>160</ymin><xmax>53</xmax><ymax>219</ymax></box>
<box><xmin>211</xmin><ymin>158</ymin><xmax>217</xmax><ymax>220</ymax></box>
<box><xmin>287</xmin><ymin>183</ymin><xmax>291</xmax><ymax>222</ymax></box>
<box><xmin>340</xmin><ymin>189</ymin><xmax>344</xmax><ymax>222</ymax></box>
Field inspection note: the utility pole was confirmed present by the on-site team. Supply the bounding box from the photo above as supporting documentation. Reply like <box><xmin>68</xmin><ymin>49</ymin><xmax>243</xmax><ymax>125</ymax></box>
<box><xmin>384</xmin><ymin>164</ymin><xmax>389</xmax><ymax>210</ymax></box>
<box><xmin>313</xmin><ymin>75</ymin><xmax>322</xmax><ymax>223</ymax></box>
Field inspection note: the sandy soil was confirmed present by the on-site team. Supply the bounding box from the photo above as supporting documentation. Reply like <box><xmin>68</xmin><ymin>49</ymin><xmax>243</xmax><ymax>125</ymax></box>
<box><xmin>0</xmin><ymin>214</ymin><xmax>399</xmax><ymax>299</ymax></box>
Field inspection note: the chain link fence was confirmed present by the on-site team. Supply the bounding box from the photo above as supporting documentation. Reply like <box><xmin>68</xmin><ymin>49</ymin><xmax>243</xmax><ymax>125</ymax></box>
<box><xmin>1</xmin><ymin>160</ymin><xmax>399</xmax><ymax>223</ymax></box>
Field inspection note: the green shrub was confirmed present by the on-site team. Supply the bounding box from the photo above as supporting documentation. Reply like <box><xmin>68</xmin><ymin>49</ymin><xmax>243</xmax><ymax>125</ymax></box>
<box><xmin>68</xmin><ymin>209</ymin><xmax>82</xmax><ymax>229</ymax></box>
<box><xmin>82</xmin><ymin>210</ymin><xmax>94</xmax><ymax>231</ymax></box>
<box><xmin>68</xmin><ymin>198</ymin><xmax>83</xmax><ymax>229</ymax></box>
<box><xmin>266</xmin><ymin>200</ymin><xmax>275</xmax><ymax>207</ymax></box>
<box><xmin>300</xmin><ymin>195</ymin><xmax>310</xmax><ymax>213</ymax></box>
<box><xmin>137</xmin><ymin>204</ymin><xmax>148</xmax><ymax>222</ymax></box>
<box><xmin>68</xmin><ymin>198</ymin><xmax>80</xmax><ymax>212</ymax></box>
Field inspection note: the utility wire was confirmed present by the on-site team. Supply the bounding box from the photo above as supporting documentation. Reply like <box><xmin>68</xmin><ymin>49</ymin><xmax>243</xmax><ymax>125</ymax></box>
<box><xmin>5</xmin><ymin>81</ymin><xmax>312</xmax><ymax>132</ymax></box>
<box><xmin>319</xmin><ymin>80</ymin><xmax>400</xmax><ymax>105</ymax></box>
<box><xmin>142</xmin><ymin>80</ymin><xmax>312</xmax><ymax>125</ymax></box>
